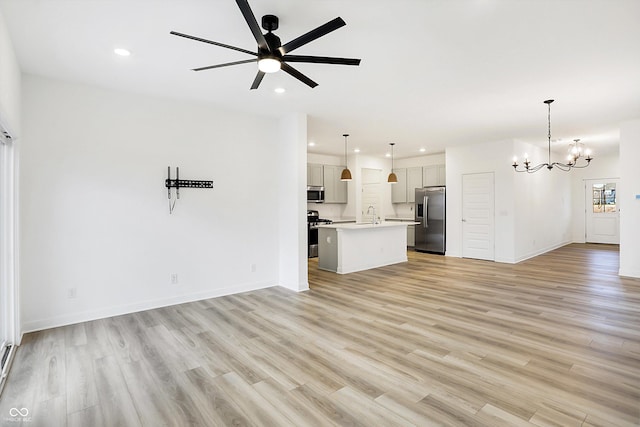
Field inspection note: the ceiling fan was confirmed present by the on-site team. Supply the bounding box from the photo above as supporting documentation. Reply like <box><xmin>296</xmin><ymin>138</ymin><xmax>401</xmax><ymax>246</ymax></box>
<box><xmin>170</xmin><ymin>0</ymin><xmax>361</xmax><ymax>90</ymax></box>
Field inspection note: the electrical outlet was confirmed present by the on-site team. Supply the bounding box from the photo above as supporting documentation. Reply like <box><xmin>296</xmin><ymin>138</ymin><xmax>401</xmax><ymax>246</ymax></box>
<box><xmin>250</xmin><ymin>264</ymin><xmax>256</xmax><ymax>273</ymax></box>
<box><xmin>170</xmin><ymin>273</ymin><xmax>179</xmax><ymax>285</ymax></box>
<box><xmin>67</xmin><ymin>287</ymin><xmax>77</xmax><ymax>299</ymax></box>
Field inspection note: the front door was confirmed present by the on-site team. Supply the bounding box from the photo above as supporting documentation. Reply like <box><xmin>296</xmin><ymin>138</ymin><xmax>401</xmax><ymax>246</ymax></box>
<box><xmin>462</xmin><ymin>172</ymin><xmax>495</xmax><ymax>261</ymax></box>
<box><xmin>585</xmin><ymin>179</ymin><xmax>620</xmax><ymax>244</ymax></box>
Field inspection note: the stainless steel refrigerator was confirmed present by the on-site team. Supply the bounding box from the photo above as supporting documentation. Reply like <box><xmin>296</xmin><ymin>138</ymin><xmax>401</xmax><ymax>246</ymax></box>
<box><xmin>415</xmin><ymin>186</ymin><xmax>446</xmax><ymax>254</ymax></box>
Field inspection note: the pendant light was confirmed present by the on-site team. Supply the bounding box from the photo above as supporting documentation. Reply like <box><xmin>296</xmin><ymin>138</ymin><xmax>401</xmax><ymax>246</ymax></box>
<box><xmin>340</xmin><ymin>134</ymin><xmax>352</xmax><ymax>181</ymax></box>
<box><xmin>387</xmin><ymin>143</ymin><xmax>398</xmax><ymax>184</ymax></box>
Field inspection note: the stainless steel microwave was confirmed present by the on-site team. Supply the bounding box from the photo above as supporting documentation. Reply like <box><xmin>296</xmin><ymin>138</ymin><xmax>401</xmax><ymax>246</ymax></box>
<box><xmin>307</xmin><ymin>186</ymin><xmax>325</xmax><ymax>203</ymax></box>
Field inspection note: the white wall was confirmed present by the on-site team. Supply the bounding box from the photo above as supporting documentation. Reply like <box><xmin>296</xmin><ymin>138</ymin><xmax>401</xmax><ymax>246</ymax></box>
<box><xmin>20</xmin><ymin>75</ymin><xmax>295</xmax><ymax>332</ymax></box>
<box><xmin>446</xmin><ymin>139</ymin><xmax>572</xmax><ymax>263</ymax></box>
<box><xmin>511</xmin><ymin>140</ymin><xmax>572</xmax><ymax>262</ymax></box>
<box><xmin>446</xmin><ymin>140</ymin><xmax>515</xmax><ymax>261</ymax></box>
<box><xmin>0</xmin><ymin>9</ymin><xmax>20</xmax><ymax>135</ymax></box>
<box><xmin>569</xmin><ymin>152</ymin><xmax>619</xmax><ymax>242</ymax></box>
<box><xmin>619</xmin><ymin>118</ymin><xmax>640</xmax><ymax>278</ymax></box>
<box><xmin>279</xmin><ymin>114</ymin><xmax>308</xmax><ymax>291</ymax></box>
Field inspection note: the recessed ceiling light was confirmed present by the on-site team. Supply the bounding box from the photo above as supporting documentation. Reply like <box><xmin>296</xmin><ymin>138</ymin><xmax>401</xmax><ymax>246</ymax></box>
<box><xmin>419</xmin><ymin>148</ymin><xmax>426</xmax><ymax>152</ymax></box>
<box><xmin>385</xmin><ymin>153</ymin><xmax>391</xmax><ymax>158</ymax></box>
<box><xmin>308</xmin><ymin>141</ymin><xmax>315</xmax><ymax>147</ymax></box>
<box><xmin>274</xmin><ymin>87</ymin><xmax>285</xmax><ymax>94</ymax></box>
<box><xmin>354</xmin><ymin>148</ymin><xmax>360</xmax><ymax>153</ymax></box>
<box><xmin>114</xmin><ymin>48</ymin><xmax>131</xmax><ymax>57</ymax></box>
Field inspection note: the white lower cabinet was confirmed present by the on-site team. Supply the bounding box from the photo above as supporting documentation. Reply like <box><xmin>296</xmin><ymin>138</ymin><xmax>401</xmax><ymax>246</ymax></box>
<box><xmin>407</xmin><ymin>225</ymin><xmax>415</xmax><ymax>247</ymax></box>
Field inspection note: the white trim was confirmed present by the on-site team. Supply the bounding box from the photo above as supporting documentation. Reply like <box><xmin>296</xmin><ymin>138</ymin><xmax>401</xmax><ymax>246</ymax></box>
<box><xmin>0</xmin><ymin>128</ymin><xmax>19</xmax><ymax>347</ymax></box>
<box><xmin>509</xmin><ymin>241</ymin><xmax>572</xmax><ymax>264</ymax></box>
<box><xmin>619</xmin><ymin>268</ymin><xmax>640</xmax><ymax>279</ymax></box>
<box><xmin>0</xmin><ymin>343</ymin><xmax>16</xmax><ymax>396</ymax></box>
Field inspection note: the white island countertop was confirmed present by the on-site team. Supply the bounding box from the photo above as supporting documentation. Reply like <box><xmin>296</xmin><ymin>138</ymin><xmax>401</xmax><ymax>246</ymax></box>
<box><xmin>317</xmin><ymin>221</ymin><xmax>416</xmax><ymax>274</ymax></box>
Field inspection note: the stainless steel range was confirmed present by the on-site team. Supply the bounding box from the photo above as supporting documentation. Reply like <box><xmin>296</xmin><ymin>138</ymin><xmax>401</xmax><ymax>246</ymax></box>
<box><xmin>307</xmin><ymin>210</ymin><xmax>332</xmax><ymax>258</ymax></box>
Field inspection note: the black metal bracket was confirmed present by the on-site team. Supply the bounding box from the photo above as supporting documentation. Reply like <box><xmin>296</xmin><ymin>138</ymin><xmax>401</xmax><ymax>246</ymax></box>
<box><xmin>165</xmin><ymin>179</ymin><xmax>213</xmax><ymax>189</ymax></box>
<box><xmin>165</xmin><ymin>166</ymin><xmax>213</xmax><ymax>214</ymax></box>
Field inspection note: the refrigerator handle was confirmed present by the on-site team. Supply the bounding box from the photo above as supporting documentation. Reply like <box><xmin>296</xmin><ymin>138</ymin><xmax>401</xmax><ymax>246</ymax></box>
<box><xmin>423</xmin><ymin>196</ymin><xmax>429</xmax><ymax>228</ymax></box>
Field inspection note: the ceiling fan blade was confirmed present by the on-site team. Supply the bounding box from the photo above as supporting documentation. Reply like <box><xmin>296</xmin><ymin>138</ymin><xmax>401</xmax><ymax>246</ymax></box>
<box><xmin>170</xmin><ymin>31</ymin><xmax>256</xmax><ymax>56</ymax></box>
<box><xmin>279</xmin><ymin>17</ymin><xmax>346</xmax><ymax>55</ymax></box>
<box><xmin>250</xmin><ymin>71</ymin><xmax>265</xmax><ymax>90</ymax></box>
<box><xmin>235</xmin><ymin>0</ymin><xmax>269</xmax><ymax>52</ymax></box>
<box><xmin>193</xmin><ymin>59</ymin><xmax>257</xmax><ymax>72</ymax></box>
<box><xmin>281</xmin><ymin>63</ymin><xmax>318</xmax><ymax>88</ymax></box>
<box><xmin>283</xmin><ymin>55</ymin><xmax>361</xmax><ymax>66</ymax></box>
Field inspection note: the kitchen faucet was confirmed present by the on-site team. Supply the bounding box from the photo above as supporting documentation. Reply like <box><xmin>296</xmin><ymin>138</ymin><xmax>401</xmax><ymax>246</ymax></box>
<box><xmin>366</xmin><ymin>205</ymin><xmax>379</xmax><ymax>225</ymax></box>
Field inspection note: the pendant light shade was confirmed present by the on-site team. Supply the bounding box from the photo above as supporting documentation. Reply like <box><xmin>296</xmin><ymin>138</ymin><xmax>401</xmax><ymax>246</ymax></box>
<box><xmin>387</xmin><ymin>142</ymin><xmax>398</xmax><ymax>184</ymax></box>
<box><xmin>340</xmin><ymin>168</ymin><xmax>352</xmax><ymax>181</ymax></box>
<box><xmin>341</xmin><ymin>134</ymin><xmax>352</xmax><ymax>181</ymax></box>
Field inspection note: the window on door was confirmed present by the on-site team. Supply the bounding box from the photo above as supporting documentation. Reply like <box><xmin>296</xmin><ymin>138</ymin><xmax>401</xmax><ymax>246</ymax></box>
<box><xmin>592</xmin><ymin>183</ymin><xmax>617</xmax><ymax>214</ymax></box>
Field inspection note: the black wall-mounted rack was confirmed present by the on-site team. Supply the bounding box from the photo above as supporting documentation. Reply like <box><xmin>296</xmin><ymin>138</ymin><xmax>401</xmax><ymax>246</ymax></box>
<box><xmin>165</xmin><ymin>179</ymin><xmax>213</xmax><ymax>189</ymax></box>
<box><xmin>165</xmin><ymin>166</ymin><xmax>213</xmax><ymax>213</ymax></box>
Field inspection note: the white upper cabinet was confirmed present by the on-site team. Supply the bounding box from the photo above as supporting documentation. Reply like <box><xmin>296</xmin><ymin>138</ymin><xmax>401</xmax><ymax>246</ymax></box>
<box><xmin>406</xmin><ymin>167</ymin><xmax>423</xmax><ymax>203</ymax></box>
<box><xmin>423</xmin><ymin>164</ymin><xmax>446</xmax><ymax>187</ymax></box>
<box><xmin>392</xmin><ymin>166</ymin><xmax>429</xmax><ymax>203</ymax></box>
<box><xmin>322</xmin><ymin>165</ymin><xmax>348</xmax><ymax>204</ymax></box>
<box><xmin>307</xmin><ymin>163</ymin><xmax>324</xmax><ymax>187</ymax></box>
<box><xmin>391</xmin><ymin>168</ymin><xmax>407</xmax><ymax>203</ymax></box>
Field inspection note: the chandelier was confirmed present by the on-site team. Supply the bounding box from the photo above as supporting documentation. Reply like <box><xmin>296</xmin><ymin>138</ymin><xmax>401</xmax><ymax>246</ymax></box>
<box><xmin>512</xmin><ymin>99</ymin><xmax>593</xmax><ymax>173</ymax></box>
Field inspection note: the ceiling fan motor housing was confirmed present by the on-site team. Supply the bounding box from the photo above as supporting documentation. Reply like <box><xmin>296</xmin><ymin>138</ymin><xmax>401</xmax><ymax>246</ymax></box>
<box><xmin>263</xmin><ymin>31</ymin><xmax>282</xmax><ymax>58</ymax></box>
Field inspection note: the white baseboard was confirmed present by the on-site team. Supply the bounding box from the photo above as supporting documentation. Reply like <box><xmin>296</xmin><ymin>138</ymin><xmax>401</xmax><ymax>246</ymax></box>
<box><xmin>278</xmin><ymin>281</ymin><xmax>309</xmax><ymax>292</ymax></box>
<box><xmin>22</xmin><ymin>280</ymin><xmax>277</xmax><ymax>334</ymax></box>
<box><xmin>513</xmin><ymin>241</ymin><xmax>571</xmax><ymax>264</ymax></box>
<box><xmin>619</xmin><ymin>268</ymin><xmax>640</xmax><ymax>279</ymax></box>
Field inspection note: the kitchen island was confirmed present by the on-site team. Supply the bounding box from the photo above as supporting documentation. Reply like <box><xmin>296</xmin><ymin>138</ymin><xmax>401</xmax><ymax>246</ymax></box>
<box><xmin>317</xmin><ymin>222</ymin><xmax>416</xmax><ymax>274</ymax></box>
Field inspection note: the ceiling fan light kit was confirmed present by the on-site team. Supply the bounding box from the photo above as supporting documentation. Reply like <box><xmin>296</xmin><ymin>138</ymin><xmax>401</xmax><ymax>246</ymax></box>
<box><xmin>512</xmin><ymin>99</ymin><xmax>593</xmax><ymax>173</ymax></box>
<box><xmin>258</xmin><ymin>57</ymin><xmax>281</xmax><ymax>73</ymax></box>
<box><xmin>171</xmin><ymin>0</ymin><xmax>361</xmax><ymax>90</ymax></box>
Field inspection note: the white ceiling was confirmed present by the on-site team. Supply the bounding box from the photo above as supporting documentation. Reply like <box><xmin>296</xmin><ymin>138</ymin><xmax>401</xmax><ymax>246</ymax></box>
<box><xmin>1</xmin><ymin>0</ymin><xmax>639</xmax><ymax>159</ymax></box>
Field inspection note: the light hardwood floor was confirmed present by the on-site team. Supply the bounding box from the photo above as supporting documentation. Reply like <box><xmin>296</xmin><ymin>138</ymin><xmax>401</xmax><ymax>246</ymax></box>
<box><xmin>1</xmin><ymin>244</ymin><xmax>639</xmax><ymax>426</ymax></box>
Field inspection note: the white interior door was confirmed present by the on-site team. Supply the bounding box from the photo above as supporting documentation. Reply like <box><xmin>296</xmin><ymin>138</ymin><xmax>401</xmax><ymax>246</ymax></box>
<box><xmin>462</xmin><ymin>172</ymin><xmax>495</xmax><ymax>261</ymax></box>
<box><xmin>361</xmin><ymin>168</ymin><xmax>381</xmax><ymax>222</ymax></box>
<box><xmin>585</xmin><ymin>179</ymin><xmax>620</xmax><ymax>244</ymax></box>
